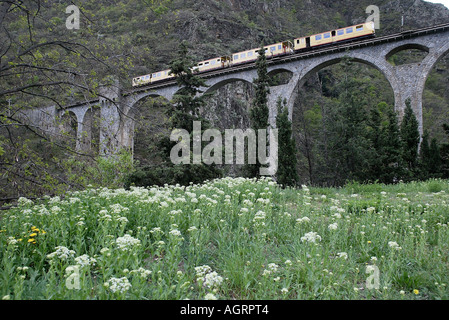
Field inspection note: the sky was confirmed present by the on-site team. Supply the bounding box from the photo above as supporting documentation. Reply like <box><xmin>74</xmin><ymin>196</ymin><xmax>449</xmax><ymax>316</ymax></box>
<box><xmin>425</xmin><ymin>0</ymin><xmax>449</xmax><ymax>9</ymax></box>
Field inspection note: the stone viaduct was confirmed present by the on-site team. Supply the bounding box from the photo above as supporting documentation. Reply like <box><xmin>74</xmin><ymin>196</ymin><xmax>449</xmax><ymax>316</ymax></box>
<box><xmin>18</xmin><ymin>22</ymin><xmax>449</xmax><ymax>157</ymax></box>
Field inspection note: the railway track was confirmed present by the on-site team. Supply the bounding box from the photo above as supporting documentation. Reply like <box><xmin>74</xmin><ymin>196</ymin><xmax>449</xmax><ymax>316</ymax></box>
<box><xmin>64</xmin><ymin>22</ymin><xmax>449</xmax><ymax>106</ymax></box>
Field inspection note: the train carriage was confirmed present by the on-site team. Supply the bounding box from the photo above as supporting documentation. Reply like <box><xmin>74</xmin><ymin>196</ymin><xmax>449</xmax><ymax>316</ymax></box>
<box><xmin>194</xmin><ymin>56</ymin><xmax>232</xmax><ymax>73</ymax></box>
<box><xmin>132</xmin><ymin>74</ymin><xmax>151</xmax><ymax>86</ymax></box>
<box><xmin>294</xmin><ymin>22</ymin><xmax>375</xmax><ymax>51</ymax></box>
<box><xmin>132</xmin><ymin>23</ymin><xmax>375</xmax><ymax>87</ymax></box>
<box><xmin>232</xmin><ymin>41</ymin><xmax>294</xmax><ymax>66</ymax></box>
<box><xmin>151</xmin><ymin>69</ymin><xmax>175</xmax><ymax>83</ymax></box>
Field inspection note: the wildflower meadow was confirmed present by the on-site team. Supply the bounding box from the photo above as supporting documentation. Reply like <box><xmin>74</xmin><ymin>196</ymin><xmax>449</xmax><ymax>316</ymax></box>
<box><xmin>1</xmin><ymin>177</ymin><xmax>448</xmax><ymax>300</ymax></box>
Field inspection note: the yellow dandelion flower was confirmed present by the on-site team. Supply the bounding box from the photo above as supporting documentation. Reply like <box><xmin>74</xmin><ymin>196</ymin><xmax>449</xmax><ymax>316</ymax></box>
<box><xmin>41</xmin><ymin>230</ymin><xmax>46</xmax><ymax>234</ymax></box>
<box><xmin>413</xmin><ymin>289</ymin><xmax>419</xmax><ymax>295</ymax></box>
<box><xmin>29</xmin><ymin>233</ymin><xmax>38</xmax><ymax>237</ymax></box>
<box><xmin>367</xmin><ymin>241</ymin><xmax>372</xmax><ymax>244</ymax></box>
<box><xmin>27</xmin><ymin>239</ymin><xmax>35</xmax><ymax>243</ymax></box>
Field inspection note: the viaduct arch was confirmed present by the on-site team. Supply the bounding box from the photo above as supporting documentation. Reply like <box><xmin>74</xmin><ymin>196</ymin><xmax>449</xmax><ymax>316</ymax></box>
<box><xmin>18</xmin><ymin>23</ymin><xmax>449</xmax><ymax>157</ymax></box>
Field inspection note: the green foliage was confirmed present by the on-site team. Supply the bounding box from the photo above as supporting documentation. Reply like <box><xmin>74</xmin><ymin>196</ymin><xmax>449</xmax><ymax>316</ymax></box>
<box><xmin>275</xmin><ymin>97</ymin><xmax>298</xmax><ymax>187</ymax></box>
<box><xmin>1</xmin><ymin>0</ymin><xmax>448</xmax><ymax>198</ymax></box>
<box><xmin>250</xmin><ymin>46</ymin><xmax>270</xmax><ymax>131</ymax></box>
<box><xmin>318</xmin><ymin>59</ymin><xmax>373</xmax><ymax>185</ymax></box>
<box><xmin>246</xmin><ymin>45</ymin><xmax>271</xmax><ymax>179</ymax></box>
<box><xmin>126</xmin><ymin>41</ymin><xmax>222</xmax><ymax>188</ymax></box>
<box><xmin>367</xmin><ymin>103</ymin><xmax>404</xmax><ymax>183</ymax></box>
<box><xmin>400</xmin><ymin>99</ymin><xmax>420</xmax><ymax>179</ymax></box>
<box><xmin>62</xmin><ymin>150</ymin><xmax>134</xmax><ymax>189</ymax></box>
<box><xmin>169</xmin><ymin>41</ymin><xmax>208</xmax><ymax>131</ymax></box>
<box><xmin>2</xmin><ymin>177</ymin><xmax>449</xmax><ymax>300</ymax></box>
<box><xmin>427</xmin><ymin>180</ymin><xmax>443</xmax><ymax>193</ymax></box>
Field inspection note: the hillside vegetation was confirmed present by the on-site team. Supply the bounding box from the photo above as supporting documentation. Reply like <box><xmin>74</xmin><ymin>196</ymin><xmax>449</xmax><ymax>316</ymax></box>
<box><xmin>1</xmin><ymin>0</ymin><xmax>449</xmax><ymax>199</ymax></box>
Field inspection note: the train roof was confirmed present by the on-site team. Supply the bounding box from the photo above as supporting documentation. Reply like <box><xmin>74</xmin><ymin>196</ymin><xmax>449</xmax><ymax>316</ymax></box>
<box><xmin>294</xmin><ymin>22</ymin><xmax>374</xmax><ymax>39</ymax></box>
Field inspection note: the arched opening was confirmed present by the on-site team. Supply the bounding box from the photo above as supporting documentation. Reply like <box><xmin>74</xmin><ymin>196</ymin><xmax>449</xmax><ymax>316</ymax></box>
<box><xmin>202</xmin><ymin>79</ymin><xmax>255</xmax><ymax>176</ymax></box>
<box><xmin>202</xmin><ymin>79</ymin><xmax>254</xmax><ymax>130</ymax></box>
<box><xmin>267</xmin><ymin>68</ymin><xmax>293</xmax><ymax>86</ymax></box>
<box><xmin>130</xmin><ymin>94</ymin><xmax>171</xmax><ymax>167</ymax></box>
<box><xmin>292</xmin><ymin>57</ymin><xmax>396</xmax><ymax>187</ymax></box>
<box><xmin>386</xmin><ymin>44</ymin><xmax>429</xmax><ymax>66</ymax></box>
<box><xmin>81</xmin><ymin>106</ymin><xmax>101</xmax><ymax>155</ymax></box>
<box><xmin>58</xmin><ymin>111</ymin><xmax>78</xmax><ymax>150</ymax></box>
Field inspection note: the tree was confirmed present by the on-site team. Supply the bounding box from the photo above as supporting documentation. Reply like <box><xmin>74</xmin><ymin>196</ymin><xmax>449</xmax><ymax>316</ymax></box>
<box><xmin>441</xmin><ymin>123</ymin><xmax>449</xmax><ymax>179</ymax></box>
<box><xmin>323</xmin><ymin>58</ymin><xmax>372</xmax><ymax>185</ymax></box>
<box><xmin>127</xmin><ymin>41</ymin><xmax>221</xmax><ymax>187</ymax></box>
<box><xmin>429</xmin><ymin>138</ymin><xmax>442</xmax><ymax>177</ymax></box>
<box><xmin>367</xmin><ymin>103</ymin><xmax>404</xmax><ymax>183</ymax></box>
<box><xmin>168</xmin><ymin>41</ymin><xmax>208</xmax><ymax>132</ymax></box>
<box><xmin>250</xmin><ymin>46</ymin><xmax>270</xmax><ymax>130</ymax></box>
<box><xmin>246</xmin><ymin>45</ymin><xmax>270</xmax><ymax>178</ymax></box>
<box><xmin>275</xmin><ymin>97</ymin><xmax>298</xmax><ymax>187</ymax></box>
<box><xmin>400</xmin><ymin>99</ymin><xmax>420</xmax><ymax>180</ymax></box>
<box><xmin>382</xmin><ymin>107</ymin><xmax>404</xmax><ymax>182</ymax></box>
<box><xmin>0</xmin><ymin>1</ymin><xmax>133</xmax><ymax>202</ymax></box>
<box><xmin>367</xmin><ymin>103</ymin><xmax>384</xmax><ymax>181</ymax></box>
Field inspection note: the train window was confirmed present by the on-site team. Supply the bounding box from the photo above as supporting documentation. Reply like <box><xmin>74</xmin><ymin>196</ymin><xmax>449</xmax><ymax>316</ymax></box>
<box><xmin>234</xmin><ymin>55</ymin><xmax>239</xmax><ymax>60</ymax></box>
<box><xmin>248</xmin><ymin>51</ymin><xmax>253</xmax><ymax>57</ymax></box>
<box><xmin>337</xmin><ymin>30</ymin><xmax>344</xmax><ymax>36</ymax></box>
<box><xmin>278</xmin><ymin>44</ymin><xmax>282</xmax><ymax>50</ymax></box>
<box><xmin>346</xmin><ymin>27</ymin><xmax>353</xmax><ymax>33</ymax></box>
<box><xmin>315</xmin><ymin>35</ymin><xmax>322</xmax><ymax>40</ymax></box>
<box><xmin>270</xmin><ymin>46</ymin><xmax>276</xmax><ymax>52</ymax></box>
<box><xmin>240</xmin><ymin>53</ymin><xmax>246</xmax><ymax>58</ymax></box>
<box><xmin>324</xmin><ymin>33</ymin><xmax>331</xmax><ymax>38</ymax></box>
<box><xmin>157</xmin><ymin>72</ymin><xmax>161</xmax><ymax>77</ymax></box>
<box><xmin>211</xmin><ymin>60</ymin><xmax>215</xmax><ymax>65</ymax></box>
<box><xmin>145</xmin><ymin>75</ymin><xmax>150</xmax><ymax>80</ymax></box>
<box><xmin>356</xmin><ymin>25</ymin><xmax>364</xmax><ymax>31</ymax></box>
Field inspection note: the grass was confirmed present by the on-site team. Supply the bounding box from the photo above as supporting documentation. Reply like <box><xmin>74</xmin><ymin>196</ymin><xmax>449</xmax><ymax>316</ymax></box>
<box><xmin>1</xmin><ymin>177</ymin><xmax>448</xmax><ymax>300</ymax></box>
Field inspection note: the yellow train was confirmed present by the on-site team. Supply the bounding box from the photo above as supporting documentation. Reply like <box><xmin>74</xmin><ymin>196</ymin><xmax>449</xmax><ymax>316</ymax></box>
<box><xmin>132</xmin><ymin>22</ymin><xmax>375</xmax><ymax>87</ymax></box>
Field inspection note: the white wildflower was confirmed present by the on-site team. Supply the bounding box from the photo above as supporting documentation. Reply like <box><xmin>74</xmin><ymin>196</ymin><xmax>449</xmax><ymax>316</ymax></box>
<box><xmin>104</xmin><ymin>277</ymin><xmax>132</xmax><ymax>294</ymax></box>
<box><xmin>388</xmin><ymin>241</ymin><xmax>402</xmax><ymax>250</ymax></box>
<box><xmin>74</xmin><ymin>254</ymin><xmax>97</xmax><ymax>268</ymax></box>
<box><xmin>337</xmin><ymin>252</ymin><xmax>348</xmax><ymax>260</ymax></box>
<box><xmin>301</xmin><ymin>232</ymin><xmax>322</xmax><ymax>243</ymax></box>
<box><xmin>328</xmin><ymin>222</ymin><xmax>338</xmax><ymax>230</ymax></box>
<box><xmin>296</xmin><ymin>216</ymin><xmax>310</xmax><ymax>224</ymax></box>
<box><xmin>47</xmin><ymin>246</ymin><xmax>76</xmax><ymax>260</ymax></box>
<box><xmin>267</xmin><ymin>263</ymin><xmax>279</xmax><ymax>272</ymax></box>
<box><xmin>203</xmin><ymin>271</ymin><xmax>223</xmax><ymax>289</ymax></box>
<box><xmin>115</xmin><ymin>234</ymin><xmax>141</xmax><ymax>251</ymax></box>
<box><xmin>204</xmin><ymin>293</ymin><xmax>218</xmax><ymax>300</ymax></box>
<box><xmin>130</xmin><ymin>267</ymin><xmax>152</xmax><ymax>279</ymax></box>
